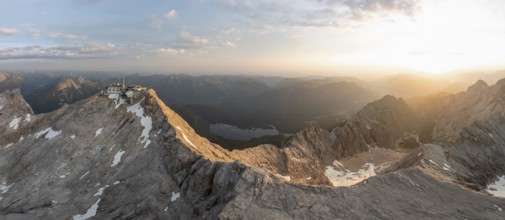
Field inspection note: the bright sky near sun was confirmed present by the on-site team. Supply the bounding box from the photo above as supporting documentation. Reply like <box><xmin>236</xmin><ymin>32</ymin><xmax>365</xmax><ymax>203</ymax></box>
<box><xmin>1</xmin><ymin>0</ymin><xmax>505</xmax><ymax>76</ymax></box>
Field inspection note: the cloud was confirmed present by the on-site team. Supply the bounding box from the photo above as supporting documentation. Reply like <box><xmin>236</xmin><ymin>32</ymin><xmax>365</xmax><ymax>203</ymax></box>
<box><xmin>180</xmin><ymin>31</ymin><xmax>209</xmax><ymax>45</ymax></box>
<box><xmin>47</xmin><ymin>32</ymin><xmax>87</xmax><ymax>41</ymax></box>
<box><xmin>312</xmin><ymin>0</ymin><xmax>420</xmax><ymax>21</ymax></box>
<box><xmin>147</xmin><ymin>15</ymin><xmax>163</xmax><ymax>30</ymax></box>
<box><xmin>212</xmin><ymin>0</ymin><xmax>255</xmax><ymax>11</ymax></box>
<box><xmin>205</xmin><ymin>0</ymin><xmax>420</xmax><ymax>29</ymax></box>
<box><xmin>319</xmin><ymin>0</ymin><xmax>419</xmax><ymax>13</ymax></box>
<box><xmin>149</xmin><ymin>30</ymin><xmax>237</xmax><ymax>56</ymax></box>
<box><xmin>158</xmin><ymin>48</ymin><xmax>186</xmax><ymax>56</ymax></box>
<box><xmin>220</xmin><ymin>41</ymin><xmax>237</xmax><ymax>47</ymax></box>
<box><xmin>0</xmin><ymin>43</ymin><xmax>120</xmax><ymax>60</ymax></box>
<box><xmin>223</xmin><ymin>28</ymin><xmax>237</xmax><ymax>35</ymax></box>
<box><xmin>0</xmin><ymin>28</ymin><xmax>19</xmax><ymax>36</ymax></box>
<box><xmin>28</xmin><ymin>28</ymin><xmax>41</xmax><ymax>39</ymax></box>
<box><xmin>163</xmin><ymin>10</ymin><xmax>178</xmax><ymax>20</ymax></box>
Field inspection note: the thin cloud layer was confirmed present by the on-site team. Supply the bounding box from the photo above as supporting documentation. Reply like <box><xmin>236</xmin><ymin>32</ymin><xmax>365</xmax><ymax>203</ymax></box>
<box><xmin>0</xmin><ymin>43</ymin><xmax>119</xmax><ymax>60</ymax></box>
<box><xmin>163</xmin><ymin>10</ymin><xmax>178</xmax><ymax>20</ymax></box>
<box><xmin>0</xmin><ymin>28</ymin><xmax>19</xmax><ymax>36</ymax></box>
<box><xmin>0</xmin><ymin>0</ymin><xmax>504</xmax><ymax>75</ymax></box>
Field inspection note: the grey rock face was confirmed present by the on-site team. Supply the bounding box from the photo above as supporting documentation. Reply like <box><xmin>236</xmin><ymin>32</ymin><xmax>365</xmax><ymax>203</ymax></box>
<box><xmin>432</xmin><ymin>79</ymin><xmax>505</xmax><ymax>140</ymax></box>
<box><xmin>332</xmin><ymin>95</ymin><xmax>419</xmax><ymax>158</ymax></box>
<box><xmin>230</xmin><ymin>95</ymin><xmax>420</xmax><ymax>186</ymax></box>
<box><xmin>0</xmin><ymin>86</ymin><xmax>504</xmax><ymax>219</ymax></box>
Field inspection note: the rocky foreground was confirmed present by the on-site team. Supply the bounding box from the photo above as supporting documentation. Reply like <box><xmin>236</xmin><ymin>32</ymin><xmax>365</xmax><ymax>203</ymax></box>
<box><xmin>0</xmin><ymin>80</ymin><xmax>505</xmax><ymax>219</ymax></box>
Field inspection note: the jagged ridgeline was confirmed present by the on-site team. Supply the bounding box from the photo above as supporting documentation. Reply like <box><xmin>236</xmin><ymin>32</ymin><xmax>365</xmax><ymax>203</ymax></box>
<box><xmin>1</xmin><ymin>79</ymin><xmax>505</xmax><ymax>219</ymax></box>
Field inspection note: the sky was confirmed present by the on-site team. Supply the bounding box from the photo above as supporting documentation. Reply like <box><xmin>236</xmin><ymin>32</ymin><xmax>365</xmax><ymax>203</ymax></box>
<box><xmin>1</xmin><ymin>0</ymin><xmax>505</xmax><ymax>77</ymax></box>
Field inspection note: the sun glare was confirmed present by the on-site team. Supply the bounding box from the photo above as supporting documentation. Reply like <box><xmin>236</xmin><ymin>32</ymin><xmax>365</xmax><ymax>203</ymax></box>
<box><xmin>329</xmin><ymin>0</ymin><xmax>505</xmax><ymax>76</ymax></box>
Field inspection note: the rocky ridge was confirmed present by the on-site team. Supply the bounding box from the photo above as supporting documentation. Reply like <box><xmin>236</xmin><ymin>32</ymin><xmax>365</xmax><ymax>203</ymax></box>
<box><xmin>431</xmin><ymin>79</ymin><xmax>505</xmax><ymax>140</ymax></box>
<box><xmin>0</xmin><ymin>83</ymin><xmax>505</xmax><ymax>219</ymax></box>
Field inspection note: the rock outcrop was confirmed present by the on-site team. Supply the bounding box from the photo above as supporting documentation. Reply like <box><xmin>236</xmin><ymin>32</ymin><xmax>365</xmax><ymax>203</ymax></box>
<box><xmin>229</xmin><ymin>95</ymin><xmax>419</xmax><ymax>186</ymax></box>
<box><xmin>431</xmin><ymin>79</ymin><xmax>505</xmax><ymax>140</ymax></box>
<box><xmin>331</xmin><ymin>95</ymin><xmax>419</xmax><ymax>158</ymax></box>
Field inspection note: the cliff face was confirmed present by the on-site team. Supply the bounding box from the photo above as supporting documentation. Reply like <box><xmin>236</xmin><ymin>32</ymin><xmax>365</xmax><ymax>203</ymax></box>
<box><xmin>229</xmin><ymin>95</ymin><xmax>419</xmax><ymax>186</ymax></box>
<box><xmin>432</xmin><ymin>79</ymin><xmax>505</xmax><ymax>140</ymax></box>
<box><xmin>332</xmin><ymin>95</ymin><xmax>419</xmax><ymax>158</ymax></box>
<box><xmin>231</xmin><ymin>123</ymin><xmax>335</xmax><ymax>185</ymax></box>
<box><xmin>1</xmin><ymin>87</ymin><xmax>505</xmax><ymax>219</ymax></box>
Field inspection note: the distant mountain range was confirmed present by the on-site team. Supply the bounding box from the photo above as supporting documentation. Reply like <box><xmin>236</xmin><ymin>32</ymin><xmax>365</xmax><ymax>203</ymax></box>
<box><xmin>0</xmin><ymin>71</ymin><xmax>500</xmax><ymax>149</ymax></box>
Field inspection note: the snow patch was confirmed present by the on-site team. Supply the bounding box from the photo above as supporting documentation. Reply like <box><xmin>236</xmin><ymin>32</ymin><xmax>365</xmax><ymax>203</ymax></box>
<box><xmin>428</xmin><ymin>159</ymin><xmax>439</xmax><ymax>166</ymax></box>
<box><xmin>171</xmin><ymin>192</ymin><xmax>180</xmax><ymax>202</ymax></box>
<box><xmin>325</xmin><ymin>161</ymin><xmax>376</xmax><ymax>187</ymax></box>
<box><xmin>34</xmin><ymin>127</ymin><xmax>61</xmax><ymax>139</ymax></box>
<box><xmin>306</xmin><ymin>177</ymin><xmax>312</xmax><ymax>180</ymax></box>
<box><xmin>175</xmin><ymin>126</ymin><xmax>198</xmax><ymax>149</ymax></box>
<box><xmin>0</xmin><ymin>181</ymin><xmax>13</xmax><ymax>194</ymax></box>
<box><xmin>59</xmin><ymin>172</ymin><xmax>71</xmax><ymax>179</ymax></box>
<box><xmin>94</xmin><ymin>185</ymin><xmax>109</xmax><ymax>197</ymax></box>
<box><xmin>0</xmin><ymin>105</ymin><xmax>3</xmax><ymax>110</ymax></box>
<box><xmin>111</xmin><ymin>150</ymin><xmax>125</xmax><ymax>167</ymax></box>
<box><xmin>95</xmin><ymin>128</ymin><xmax>103</xmax><ymax>137</ymax></box>
<box><xmin>489</xmin><ymin>133</ymin><xmax>494</xmax><ymax>138</ymax></box>
<box><xmin>109</xmin><ymin>144</ymin><xmax>116</xmax><ymax>152</ymax></box>
<box><xmin>332</xmin><ymin>160</ymin><xmax>345</xmax><ymax>168</ymax></box>
<box><xmin>143</xmin><ymin>140</ymin><xmax>151</xmax><ymax>149</ymax></box>
<box><xmin>70</xmin><ymin>135</ymin><xmax>76</xmax><ymax>139</ymax></box>
<box><xmin>127</xmin><ymin>100</ymin><xmax>152</xmax><ymax>148</ymax></box>
<box><xmin>274</xmin><ymin>174</ymin><xmax>291</xmax><ymax>181</ymax></box>
<box><xmin>443</xmin><ymin>163</ymin><xmax>451</xmax><ymax>171</ymax></box>
<box><xmin>113</xmin><ymin>181</ymin><xmax>120</xmax><ymax>185</ymax></box>
<box><xmin>9</xmin><ymin>117</ymin><xmax>21</xmax><ymax>129</ymax></box>
<box><xmin>25</xmin><ymin>114</ymin><xmax>31</xmax><ymax>122</ymax></box>
<box><xmin>494</xmin><ymin>204</ymin><xmax>503</xmax><ymax>211</ymax></box>
<box><xmin>45</xmin><ymin>129</ymin><xmax>61</xmax><ymax>139</ymax></box>
<box><xmin>108</xmin><ymin>93</ymin><xmax>119</xmax><ymax>100</ymax></box>
<box><xmin>3</xmin><ymin>143</ymin><xmax>13</xmax><ymax>149</ymax></box>
<box><xmin>79</xmin><ymin>171</ymin><xmax>90</xmax><ymax>180</ymax></box>
<box><xmin>72</xmin><ymin>199</ymin><xmax>100</xmax><ymax>220</ymax></box>
<box><xmin>181</xmin><ymin>133</ymin><xmax>197</xmax><ymax>149</ymax></box>
<box><xmin>164</xmin><ymin>207</ymin><xmax>168</xmax><ymax>212</ymax></box>
<box><xmin>108</xmin><ymin>93</ymin><xmax>125</xmax><ymax>109</ymax></box>
<box><xmin>487</xmin><ymin>175</ymin><xmax>505</xmax><ymax>198</ymax></box>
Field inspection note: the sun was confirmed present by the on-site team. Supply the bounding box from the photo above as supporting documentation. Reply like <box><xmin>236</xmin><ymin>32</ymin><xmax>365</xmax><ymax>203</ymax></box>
<box><xmin>327</xmin><ymin>0</ymin><xmax>505</xmax><ymax>76</ymax></box>
<box><xmin>391</xmin><ymin>0</ymin><xmax>505</xmax><ymax>75</ymax></box>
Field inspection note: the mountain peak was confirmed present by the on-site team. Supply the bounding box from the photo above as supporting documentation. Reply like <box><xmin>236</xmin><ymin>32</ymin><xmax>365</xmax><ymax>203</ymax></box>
<box><xmin>333</xmin><ymin>94</ymin><xmax>419</xmax><ymax>158</ymax></box>
<box><xmin>0</xmin><ymin>89</ymin><xmax>33</xmax><ymax>115</ymax></box>
<box><xmin>495</xmin><ymin>78</ymin><xmax>505</xmax><ymax>87</ymax></box>
<box><xmin>467</xmin><ymin>79</ymin><xmax>489</xmax><ymax>92</ymax></box>
<box><xmin>378</xmin><ymin>95</ymin><xmax>405</xmax><ymax>105</ymax></box>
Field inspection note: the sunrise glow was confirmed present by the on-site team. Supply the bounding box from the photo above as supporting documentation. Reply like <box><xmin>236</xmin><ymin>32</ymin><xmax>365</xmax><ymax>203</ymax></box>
<box><xmin>1</xmin><ymin>0</ymin><xmax>505</xmax><ymax>77</ymax></box>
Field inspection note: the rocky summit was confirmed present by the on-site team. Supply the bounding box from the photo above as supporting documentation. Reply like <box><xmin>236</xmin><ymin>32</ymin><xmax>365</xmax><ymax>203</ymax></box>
<box><xmin>1</xmin><ymin>79</ymin><xmax>505</xmax><ymax>219</ymax></box>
